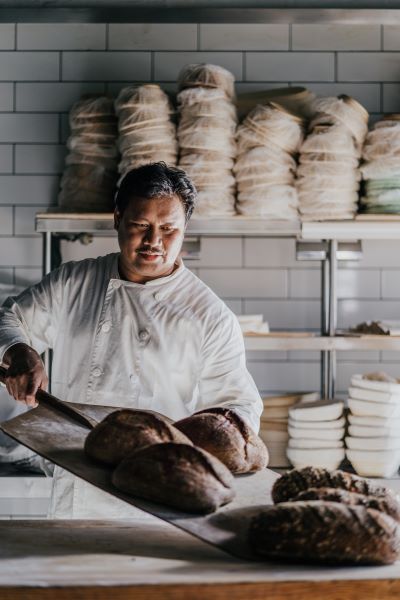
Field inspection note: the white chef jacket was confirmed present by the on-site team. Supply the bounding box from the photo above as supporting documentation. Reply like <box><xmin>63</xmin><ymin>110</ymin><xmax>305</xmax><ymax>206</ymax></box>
<box><xmin>0</xmin><ymin>252</ymin><xmax>263</xmax><ymax>519</ymax></box>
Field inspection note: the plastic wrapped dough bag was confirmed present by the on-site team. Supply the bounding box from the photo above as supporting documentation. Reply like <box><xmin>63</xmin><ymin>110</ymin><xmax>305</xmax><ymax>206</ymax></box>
<box><xmin>115</xmin><ymin>84</ymin><xmax>172</xmax><ymax>112</ymax></box>
<box><xmin>360</xmin><ymin>159</ymin><xmax>400</xmax><ymax>180</ymax></box>
<box><xmin>65</xmin><ymin>152</ymin><xmax>118</xmax><ymax>170</ymax></box>
<box><xmin>299</xmin><ymin>152</ymin><xmax>359</xmax><ymax>168</ymax></box>
<box><xmin>179</xmin><ymin>153</ymin><xmax>235</xmax><ymax>171</ymax></box>
<box><xmin>363</xmin><ymin>189</ymin><xmax>400</xmax><ymax>203</ymax></box>
<box><xmin>118</xmin><ymin>126</ymin><xmax>177</xmax><ymax>147</ymax></box>
<box><xmin>178</xmin><ymin>130</ymin><xmax>236</xmax><ymax>157</ymax></box>
<box><xmin>297</xmin><ymin>161</ymin><xmax>360</xmax><ymax>180</ymax></box>
<box><xmin>69</xmin><ymin>96</ymin><xmax>116</xmax><ymax>126</ymax></box>
<box><xmin>67</xmin><ymin>138</ymin><xmax>119</xmax><ymax>158</ymax></box>
<box><xmin>363</xmin><ymin>140</ymin><xmax>400</xmax><ymax>161</ymax></box>
<box><xmin>178</xmin><ymin>116</ymin><xmax>237</xmax><ymax>136</ymax></box>
<box><xmin>298</xmin><ymin>189</ymin><xmax>359</xmax><ymax>205</ymax></box>
<box><xmin>237</xmin><ymin>186</ymin><xmax>299</xmax><ymax>219</ymax></box>
<box><xmin>238</xmin><ymin>173</ymin><xmax>295</xmax><ymax>190</ymax></box>
<box><xmin>193</xmin><ymin>188</ymin><xmax>236</xmax><ymax>217</ymax></box>
<box><xmin>58</xmin><ymin>188</ymin><xmax>114</xmax><ymax>211</ymax></box>
<box><xmin>297</xmin><ymin>175</ymin><xmax>360</xmax><ymax>192</ymax></box>
<box><xmin>234</xmin><ymin>145</ymin><xmax>297</xmax><ymax>172</ymax></box>
<box><xmin>300</xmin><ymin>124</ymin><xmax>360</xmax><ymax>155</ymax></box>
<box><xmin>235</xmin><ymin>162</ymin><xmax>295</xmax><ymax>181</ymax></box>
<box><xmin>177</xmin><ymin>63</ymin><xmax>235</xmax><ymax>99</ymax></box>
<box><xmin>311</xmin><ymin>95</ymin><xmax>368</xmax><ymax>145</ymax></box>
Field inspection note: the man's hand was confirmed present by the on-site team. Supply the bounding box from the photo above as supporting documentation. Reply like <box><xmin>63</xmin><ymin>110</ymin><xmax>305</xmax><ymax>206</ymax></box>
<box><xmin>3</xmin><ymin>343</ymin><xmax>48</xmax><ymax>407</ymax></box>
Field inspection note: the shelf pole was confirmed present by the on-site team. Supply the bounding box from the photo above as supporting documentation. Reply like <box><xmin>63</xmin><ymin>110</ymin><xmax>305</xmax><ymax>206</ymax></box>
<box><xmin>328</xmin><ymin>239</ymin><xmax>338</xmax><ymax>399</ymax></box>
<box><xmin>42</xmin><ymin>231</ymin><xmax>53</xmax><ymax>389</ymax></box>
<box><xmin>321</xmin><ymin>248</ymin><xmax>330</xmax><ymax>399</ymax></box>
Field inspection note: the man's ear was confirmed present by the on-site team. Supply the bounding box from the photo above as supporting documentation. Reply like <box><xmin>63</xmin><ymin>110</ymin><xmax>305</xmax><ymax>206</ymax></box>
<box><xmin>114</xmin><ymin>209</ymin><xmax>120</xmax><ymax>231</ymax></box>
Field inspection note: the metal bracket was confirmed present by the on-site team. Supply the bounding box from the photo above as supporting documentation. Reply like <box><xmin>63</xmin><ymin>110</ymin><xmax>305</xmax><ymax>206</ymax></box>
<box><xmin>296</xmin><ymin>240</ymin><xmax>363</xmax><ymax>261</ymax></box>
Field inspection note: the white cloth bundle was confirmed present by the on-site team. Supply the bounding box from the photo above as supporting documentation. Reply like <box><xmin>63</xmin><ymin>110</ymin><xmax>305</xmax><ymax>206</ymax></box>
<box><xmin>177</xmin><ymin>70</ymin><xmax>237</xmax><ymax>217</ymax></box>
<box><xmin>178</xmin><ymin>63</ymin><xmax>235</xmax><ymax>100</ymax></box>
<box><xmin>235</xmin><ymin>102</ymin><xmax>303</xmax><ymax>219</ymax></box>
<box><xmin>115</xmin><ymin>84</ymin><xmax>177</xmax><ymax>177</ymax></box>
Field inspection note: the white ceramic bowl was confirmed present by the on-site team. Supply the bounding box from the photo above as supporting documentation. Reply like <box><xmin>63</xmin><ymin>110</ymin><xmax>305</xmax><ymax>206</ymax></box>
<box><xmin>346</xmin><ymin>448</ymin><xmax>400</xmax><ymax>477</ymax></box>
<box><xmin>289</xmin><ymin>400</ymin><xmax>343</xmax><ymax>422</ymax></box>
<box><xmin>348</xmin><ymin>397</ymin><xmax>400</xmax><ymax>418</ymax></box>
<box><xmin>348</xmin><ymin>424</ymin><xmax>400</xmax><ymax>437</ymax></box>
<box><xmin>287</xmin><ymin>447</ymin><xmax>345</xmax><ymax>470</ymax></box>
<box><xmin>288</xmin><ymin>416</ymin><xmax>345</xmax><ymax>430</ymax></box>
<box><xmin>347</xmin><ymin>413</ymin><xmax>400</xmax><ymax>427</ymax></box>
<box><xmin>345</xmin><ymin>436</ymin><xmax>400</xmax><ymax>451</ymax></box>
<box><xmin>289</xmin><ymin>438</ymin><xmax>344</xmax><ymax>449</ymax></box>
<box><xmin>351</xmin><ymin>374</ymin><xmax>400</xmax><ymax>394</ymax></box>
<box><xmin>349</xmin><ymin>386</ymin><xmax>400</xmax><ymax>404</ymax></box>
<box><xmin>288</xmin><ymin>425</ymin><xmax>344</xmax><ymax>441</ymax></box>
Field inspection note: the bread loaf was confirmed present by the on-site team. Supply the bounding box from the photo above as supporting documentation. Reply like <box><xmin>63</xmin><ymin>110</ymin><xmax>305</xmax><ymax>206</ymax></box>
<box><xmin>112</xmin><ymin>442</ymin><xmax>235</xmax><ymax>513</ymax></box>
<box><xmin>249</xmin><ymin>501</ymin><xmax>400</xmax><ymax>565</ymax></box>
<box><xmin>175</xmin><ymin>407</ymin><xmax>268</xmax><ymax>474</ymax></box>
<box><xmin>84</xmin><ymin>409</ymin><xmax>191</xmax><ymax>466</ymax></box>
<box><xmin>272</xmin><ymin>466</ymin><xmax>392</xmax><ymax>503</ymax></box>
<box><xmin>293</xmin><ymin>486</ymin><xmax>400</xmax><ymax>522</ymax></box>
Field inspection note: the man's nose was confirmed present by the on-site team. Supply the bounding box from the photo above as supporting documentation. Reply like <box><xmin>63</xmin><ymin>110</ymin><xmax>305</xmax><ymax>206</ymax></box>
<box><xmin>144</xmin><ymin>227</ymin><xmax>161</xmax><ymax>246</ymax></box>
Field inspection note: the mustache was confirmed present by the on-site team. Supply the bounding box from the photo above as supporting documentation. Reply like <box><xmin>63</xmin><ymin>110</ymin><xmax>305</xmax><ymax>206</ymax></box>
<box><xmin>136</xmin><ymin>247</ymin><xmax>164</xmax><ymax>255</ymax></box>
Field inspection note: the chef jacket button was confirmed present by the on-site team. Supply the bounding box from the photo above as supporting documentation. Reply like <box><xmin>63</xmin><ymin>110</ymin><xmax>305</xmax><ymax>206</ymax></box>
<box><xmin>130</xmin><ymin>374</ymin><xmax>135</xmax><ymax>382</ymax></box>
<box><xmin>101</xmin><ymin>321</ymin><xmax>111</xmax><ymax>333</ymax></box>
<box><xmin>111</xmin><ymin>280</ymin><xmax>121</xmax><ymax>289</ymax></box>
<box><xmin>139</xmin><ymin>329</ymin><xmax>149</xmax><ymax>341</ymax></box>
<box><xmin>154</xmin><ymin>292</ymin><xmax>161</xmax><ymax>301</ymax></box>
<box><xmin>93</xmin><ymin>367</ymin><xmax>102</xmax><ymax>377</ymax></box>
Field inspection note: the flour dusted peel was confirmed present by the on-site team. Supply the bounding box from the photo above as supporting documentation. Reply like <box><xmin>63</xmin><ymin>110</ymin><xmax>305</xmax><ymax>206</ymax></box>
<box><xmin>249</xmin><ymin>501</ymin><xmax>400</xmax><ymax>565</ymax></box>
<box><xmin>271</xmin><ymin>466</ymin><xmax>394</xmax><ymax>503</ymax></box>
<box><xmin>175</xmin><ymin>407</ymin><xmax>268</xmax><ymax>474</ymax></box>
<box><xmin>112</xmin><ymin>442</ymin><xmax>235</xmax><ymax>514</ymax></box>
<box><xmin>84</xmin><ymin>409</ymin><xmax>191</xmax><ymax>467</ymax></box>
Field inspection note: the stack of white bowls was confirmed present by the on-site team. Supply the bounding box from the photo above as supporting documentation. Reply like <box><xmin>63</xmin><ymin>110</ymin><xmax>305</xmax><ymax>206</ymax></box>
<box><xmin>234</xmin><ymin>102</ymin><xmax>303</xmax><ymax>219</ymax></box>
<box><xmin>177</xmin><ymin>64</ymin><xmax>237</xmax><ymax>216</ymax></box>
<box><xmin>360</xmin><ymin>115</ymin><xmax>400</xmax><ymax>215</ymax></box>
<box><xmin>59</xmin><ymin>96</ymin><xmax>118</xmax><ymax>211</ymax></box>
<box><xmin>297</xmin><ymin>95</ymin><xmax>368</xmax><ymax>221</ymax></box>
<box><xmin>346</xmin><ymin>373</ymin><xmax>400</xmax><ymax>477</ymax></box>
<box><xmin>259</xmin><ymin>392</ymin><xmax>319</xmax><ymax>467</ymax></box>
<box><xmin>115</xmin><ymin>84</ymin><xmax>177</xmax><ymax>178</ymax></box>
<box><xmin>287</xmin><ymin>399</ymin><xmax>345</xmax><ymax>469</ymax></box>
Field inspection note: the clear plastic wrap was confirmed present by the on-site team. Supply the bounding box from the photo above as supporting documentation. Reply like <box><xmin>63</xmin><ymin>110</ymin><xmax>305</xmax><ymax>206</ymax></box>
<box><xmin>119</xmin><ymin>154</ymin><xmax>177</xmax><ymax>175</ymax></box>
<box><xmin>297</xmin><ymin>177</ymin><xmax>360</xmax><ymax>193</ymax></box>
<box><xmin>366</xmin><ymin>177</ymin><xmax>400</xmax><ymax>190</ymax></box>
<box><xmin>311</xmin><ymin>95</ymin><xmax>368</xmax><ymax>145</ymax></box>
<box><xmin>298</xmin><ymin>189</ymin><xmax>359</xmax><ymax>205</ymax></box>
<box><xmin>118</xmin><ymin>126</ymin><xmax>176</xmax><ymax>146</ymax></box>
<box><xmin>179</xmin><ymin>153</ymin><xmax>235</xmax><ymax>171</ymax></box>
<box><xmin>67</xmin><ymin>138</ymin><xmax>119</xmax><ymax>158</ymax></box>
<box><xmin>363</xmin><ymin>189</ymin><xmax>400</xmax><ymax>203</ymax></box>
<box><xmin>300</xmin><ymin>124</ymin><xmax>360</xmax><ymax>156</ymax></box>
<box><xmin>297</xmin><ymin>162</ymin><xmax>360</xmax><ymax>179</ymax></box>
<box><xmin>61</xmin><ymin>163</ymin><xmax>117</xmax><ymax>188</ymax></box>
<box><xmin>365</xmin><ymin>127</ymin><xmax>400</xmax><ymax>146</ymax></box>
<box><xmin>178</xmin><ymin>131</ymin><xmax>236</xmax><ymax>157</ymax></box>
<box><xmin>238</xmin><ymin>175</ymin><xmax>295</xmax><ymax>191</ymax></box>
<box><xmin>65</xmin><ymin>152</ymin><xmax>118</xmax><ymax>170</ymax></box>
<box><xmin>192</xmin><ymin>188</ymin><xmax>236</xmax><ymax>217</ymax></box>
<box><xmin>235</xmin><ymin>162</ymin><xmax>295</xmax><ymax>181</ymax></box>
<box><xmin>70</xmin><ymin>122</ymin><xmax>118</xmax><ymax>137</ymax></box>
<box><xmin>234</xmin><ymin>145</ymin><xmax>296</xmax><ymax>172</ymax></box>
<box><xmin>360</xmin><ymin>159</ymin><xmax>400</xmax><ymax>179</ymax></box>
<box><xmin>69</xmin><ymin>96</ymin><xmax>116</xmax><ymax>127</ymax></box>
<box><xmin>178</xmin><ymin>117</ymin><xmax>236</xmax><ymax>136</ymax></box>
<box><xmin>237</xmin><ymin>103</ymin><xmax>304</xmax><ymax>154</ymax></box>
<box><xmin>115</xmin><ymin>84</ymin><xmax>172</xmax><ymax>112</ymax></box>
<box><xmin>177</xmin><ymin>63</ymin><xmax>235</xmax><ymax>99</ymax></box>
<box><xmin>363</xmin><ymin>140</ymin><xmax>400</xmax><ymax>161</ymax></box>
<box><xmin>299</xmin><ymin>152</ymin><xmax>359</xmax><ymax>167</ymax></box>
<box><xmin>58</xmin><ymin>188</ymin><xmax>114</xmax><ymax>211</ymax></box>
<box><xmin>237</xmin><ymin>185</ymin><xmax>299</xmax><ymax>219</ymax></box>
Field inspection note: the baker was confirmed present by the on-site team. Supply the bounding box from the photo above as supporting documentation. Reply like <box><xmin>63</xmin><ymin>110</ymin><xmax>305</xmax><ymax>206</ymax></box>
<box><xmin>0</xmin><ymin>162</ymin><xmax>263</xmax><ymax>519</ymax></box>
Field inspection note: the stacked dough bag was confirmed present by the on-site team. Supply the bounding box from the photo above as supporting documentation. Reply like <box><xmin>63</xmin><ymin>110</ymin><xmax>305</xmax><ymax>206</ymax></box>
<box><xmin>177</xmin><ymin>64</ymin><xmax>237</xmax><ymax>216</ymax></box>
<box><xmin>235</xmin><ymin>102</ymin><xmax>303</xmax><ymax>219</ymax></box>
<box><xmin>297</xmin><ymin>95</ymin><xmax>368</xmax><ymax>220</ymax></box>
<box><xmin>59</xmin><ymin>96</ymin><xmax>118</xmax><ymax>211</ymax></box>
<box><xmin>360</xmin><ymin>115</ymin><xmax>400</xmax><ymax>214</ymax></box>
<box><xmin>287</xmin><ymin>399</ymin><xmax>345</xmax><ymax>469</ymax></box>
<box><xmin>115</xmin><ymin>84</ymin><xmax>177</xmax><ymax>178</ymax></box>
<box><xmin>346</xmin><ymin>373</ymin><xmax>400</xmax><ymax>476</ymax></box>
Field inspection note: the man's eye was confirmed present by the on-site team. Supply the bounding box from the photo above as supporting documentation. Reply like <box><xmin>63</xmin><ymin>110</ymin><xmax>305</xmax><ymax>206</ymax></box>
<box><xmin>161</xmin><ymin>226</ymin><xmax>174</xmax><ymax>232</ymax></box>
<box><xmin>132</xmin><ymin>223</ymin><xmax>148</xmax><ymax>228</ymax></box>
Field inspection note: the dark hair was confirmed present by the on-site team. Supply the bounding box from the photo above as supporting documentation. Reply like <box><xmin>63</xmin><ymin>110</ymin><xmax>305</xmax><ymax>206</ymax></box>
<box><xmin>115</xmin><ymin>162</ymin><xmax>197</xmax><ymax>222</ymax></box>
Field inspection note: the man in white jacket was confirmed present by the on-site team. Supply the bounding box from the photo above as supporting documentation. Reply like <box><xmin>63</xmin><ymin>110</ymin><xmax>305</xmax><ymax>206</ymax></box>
<box><xmin>0</xmin><ymin>162</ymin><xmax>264</xmax><ymax>518</ymax></box>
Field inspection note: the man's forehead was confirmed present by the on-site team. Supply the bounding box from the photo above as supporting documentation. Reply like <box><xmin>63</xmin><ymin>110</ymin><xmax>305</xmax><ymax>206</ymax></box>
<box><xmin>124</xmin><ymin>195</ymin><xmax>184</xmax><ymax>220</ymax></box>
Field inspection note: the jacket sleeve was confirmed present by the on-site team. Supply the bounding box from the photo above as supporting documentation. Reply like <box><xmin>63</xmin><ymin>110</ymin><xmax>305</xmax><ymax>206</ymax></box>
<box><xmin>197</xmin><ymin>308</ymin><xmax>263</xmax><ymax>433</ymax></box>
<box><xmin>0</xmin><ymin>266</ymin><xmax>67</xmax><ymax>362</ymax></box>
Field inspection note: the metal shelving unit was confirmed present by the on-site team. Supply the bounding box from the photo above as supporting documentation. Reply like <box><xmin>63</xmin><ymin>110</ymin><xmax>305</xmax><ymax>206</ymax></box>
<box><xmin>35</xmin><ymin>212</ymin><xmax>400</xmax><ymax>400</ymax></box>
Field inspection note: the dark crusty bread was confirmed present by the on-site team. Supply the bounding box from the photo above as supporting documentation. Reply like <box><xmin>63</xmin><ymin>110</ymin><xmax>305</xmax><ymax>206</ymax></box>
<box><xmin>294</xmin><ymin>487</ymin><xmax>400</xmax><ymax>522</ymax></box>
<box><xmin>174</xmin><ymin>407</ymin><xmax>268</xmax><ymax>474</ymax></box>
<box><xmin>84</xmin><ymin>409</ymin><xmax>191</xmax><ymax>466</ymax></box>
<box><xmin>272</xmin><ymin>466</ymin><xmax>393</xmax><ymax>504</ymax></box>
<box><xmin>249</xmin><ymin>501</ymin><xmax>400</xmax><ymax>565</ymax></box>
<box><xmin>112</xmin><ymin>442</ymin><xmax>235</xmax><ymax>514</ymax></box>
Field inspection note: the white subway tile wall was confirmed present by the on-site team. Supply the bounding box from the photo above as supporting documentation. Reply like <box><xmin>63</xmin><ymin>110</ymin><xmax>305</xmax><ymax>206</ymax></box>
<box><xmin>0</xmin><ymin>22</ymin><xmax>400</xmax><ymax>396</ymax></box>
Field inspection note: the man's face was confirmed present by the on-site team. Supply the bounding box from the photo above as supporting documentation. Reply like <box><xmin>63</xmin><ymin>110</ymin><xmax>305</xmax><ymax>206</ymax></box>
<box><xmin>114</xmin><ymin>194</ymin><xmax>186</xmax><ymax>283</ymax></box>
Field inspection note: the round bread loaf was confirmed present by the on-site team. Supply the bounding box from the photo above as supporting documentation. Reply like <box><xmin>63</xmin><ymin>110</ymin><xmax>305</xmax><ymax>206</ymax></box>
<box><xmin>249</xmin><ymin>501</ymin><xmax>400</xmax><ymax>565</ymax></box>
<box><xmin>175</xmin><ymin>407</ymin><xmax>268</xmax><ymax>474</ymax></box>
<box><xmin>272</xmin><ymin>466</ymin><xmax>393</xmax><ymax>503</ymax></box>
<box><xmin>112</xmin><ymin>442</ymin><xmax>235</xmax><ymax>514</ymax></box>
<box><xmin>293</xmin><ymin>487</ymin><xmax>400</xmax><ymax>522</ymax></box>
<box><xmin>84</xmin><ymin>409</ymin><xmax>191</xmax><ymax>466</ymax></box>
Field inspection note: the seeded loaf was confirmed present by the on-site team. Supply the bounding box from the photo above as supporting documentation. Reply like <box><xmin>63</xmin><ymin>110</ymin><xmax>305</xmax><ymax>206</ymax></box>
<box><xmin>175</xmin><ymin>407</ymin><xmax>268</xmax><ymax>474</ymax></box>
<box><xmin>272</xmin><ymin>465</ymin><xmax>393</xmax><ymax>503</ymax></box>
<box><xmin>112</xmin><ymin>442</ymin><xmax>235</xmax><ymax>513</ymax></box>
<box><xmin>293</xmin><ymin>486</ymin><xmax>400</xmax><ymax>522</ymax></box>
<box><xmin>84</xmin><ymin>409</ymin><xmax>191</xmax><ymax>466</ymax></box>
<box><xmin>249</xmin><ymin>501</ymin><xmax>400</xmax><ymax>565</ymax></box>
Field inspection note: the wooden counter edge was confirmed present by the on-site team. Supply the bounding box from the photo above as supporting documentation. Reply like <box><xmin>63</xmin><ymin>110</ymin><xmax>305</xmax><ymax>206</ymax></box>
<box><xmin>1</xmin><ymin>578</ymin><xmax>400</xmax><ymax>600</ymax></box>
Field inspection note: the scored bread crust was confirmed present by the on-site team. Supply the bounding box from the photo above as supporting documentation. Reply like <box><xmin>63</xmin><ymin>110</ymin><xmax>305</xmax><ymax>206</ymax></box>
<box><xmin>293</xmin><ymin>487</ymin><xmax>400</xmax><ymax>522</ymax></box>
<box><xmin>249</xmin><ymin>501</ymin><xmax>400</xmax><ymax>565</ymax></box>
<box><xmin>112</xmin><ymin>442</ymin><xmax>235</xmax><ymax>514</ymax></box>
<box><xmin>84</xmin><ymin>409</ymin><xmax>191</xmax><ymax>466</ymax></box>
<box><xmin>175</xmin><ymin>407</ymin><xmax>268</xmax><ymax>474</ymax></box>
<box><xmin>272</xmin><ymin>466</ymin><xmax>393</xmax><ymax>503</ymax></box>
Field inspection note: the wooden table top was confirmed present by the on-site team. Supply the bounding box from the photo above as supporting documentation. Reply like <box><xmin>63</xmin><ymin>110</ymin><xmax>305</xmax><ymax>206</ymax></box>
<box><xmin>1</xmin><ymin>520</ymin><xmax>400</xmax><ymax>600</ymax></box>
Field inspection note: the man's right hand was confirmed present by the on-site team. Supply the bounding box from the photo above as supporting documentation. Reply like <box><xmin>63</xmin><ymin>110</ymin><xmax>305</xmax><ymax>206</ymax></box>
<box><xmin>3</xmin><ymin>343</ymin><xmax>48</xmax><ymax>407</ymax></box>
